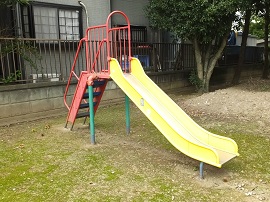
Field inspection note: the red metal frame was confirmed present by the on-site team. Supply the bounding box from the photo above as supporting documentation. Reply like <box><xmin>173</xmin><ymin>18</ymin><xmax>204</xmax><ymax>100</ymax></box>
<box><xmin>64</xmin><ymin>38</ymin><xmax>85</xmax><ymax>110</ymax></box>
<box><xmin>106</xmin><ymin>11</ymin><xmax>131</xmax><ymax>73</ymax></box>
<box><xmin>64</xmin><ymin>11</ymin><xmax>132</xmax><ymax>110</ymax></box>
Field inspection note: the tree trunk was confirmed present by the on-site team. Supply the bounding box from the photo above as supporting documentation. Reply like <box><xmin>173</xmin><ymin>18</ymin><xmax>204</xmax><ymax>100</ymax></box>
<box><xmin>262</xmin><ymin>4</ymin><xmax>270</xmax><ymax>79</ymax></box>
<box><xmin>193</xmin><ymin>38</ymin><xmax>204</xmax><ymax>81</ymax></box>
<box><xmin>193</xmin><ymin>36</ymin><xmax>227</xmax><ymax>93</ymax></box>
<box><xmin>232</xmin><ymin>9</ymin><xmax>252</xmax><ymax>85</ymax></box>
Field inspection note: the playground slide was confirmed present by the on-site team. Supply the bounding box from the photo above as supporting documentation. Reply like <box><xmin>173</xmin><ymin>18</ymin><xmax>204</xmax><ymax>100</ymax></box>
<box><xmin>109</xmin><ymin>57</ymin><xmax>239</xmax><ymax>168</ymax></box>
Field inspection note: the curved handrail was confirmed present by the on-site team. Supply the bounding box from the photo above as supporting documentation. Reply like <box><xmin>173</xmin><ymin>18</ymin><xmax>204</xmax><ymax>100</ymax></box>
<box><xmin>64</xmin><ymin>38</ymin><xmax>85</xmax><ymax>110</ymax></box>
<box><xmin>106</xmin><ymin>11</ymin><xmax>132</xmax><ymax>73</ymax></box>
<box><xmin>64</xmin><ymin>11</ymin><xmax>132</xmax><ymax>109</ymax></box>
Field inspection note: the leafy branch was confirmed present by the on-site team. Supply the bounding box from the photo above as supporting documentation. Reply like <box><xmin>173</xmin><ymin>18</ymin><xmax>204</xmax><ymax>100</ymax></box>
<box><xmin>0</xmin><ymin>0</ymin><xmax>29</xmax><ymax>6</ymax></box>
<box><xmin>1</xmin><ymin>70</ymin><xmax>22</xmax><ymax>84</ymax></box>
<box><xmin>1</xmin><ymin>39</ymin><xmax>42</xmax><ymax>71</ymax></box>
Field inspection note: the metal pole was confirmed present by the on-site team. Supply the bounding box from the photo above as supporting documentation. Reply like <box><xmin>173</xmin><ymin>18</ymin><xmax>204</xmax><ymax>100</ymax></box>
<box><xmin>125</xmin><ymin>95</ymin><xmax>130</xmax><ymax>135</ymax></box>
<box><xmin>78</xmin><ymin>1</ymin><xmax>89</xmax><ymax>27</ymax></box>
<box><xmin>200</xmin><ymin>162</ymin><xmax>204</xmax><ymax>179</ymax></box>
<box><xmin>88</xmin><ymin>85</ymin><xmax>95</xmax><ymax>144</ymax></box>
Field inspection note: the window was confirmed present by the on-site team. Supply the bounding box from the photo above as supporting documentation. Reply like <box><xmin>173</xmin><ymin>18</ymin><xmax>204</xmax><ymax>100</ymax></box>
<box><xmin>117</xmin><ymin>25</ymin><xmax>147</xmax><ymax>42</ymax></box>
<box><xmin>130</xmin><ymin>25</ymin><xmax>147</xmax><ymax>42</ymax></box>
<box><xmin>22</xmin><ymin>2</ymin><xmax>82</xmax><ymax>40</ymax></box>
<box><xmin>0</xmin><ymin>7</ymin><xmax>15</xmax><ymax>37</ymax></box>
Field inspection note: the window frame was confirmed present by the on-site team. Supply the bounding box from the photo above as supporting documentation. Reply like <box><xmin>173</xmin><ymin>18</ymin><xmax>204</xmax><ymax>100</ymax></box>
<box><xmin>116</xmin><ymin>24</ymin><xmax>147</xmax><ymax>42</ymax></box>
<box><xmin>21</xmin><ymin>2</ymin><xmax>83</xmax><ymax>40</ymax></box>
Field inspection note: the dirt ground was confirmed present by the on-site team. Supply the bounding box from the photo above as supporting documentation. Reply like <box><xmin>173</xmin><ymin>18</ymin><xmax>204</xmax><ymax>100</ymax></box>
<box><xmin>1</xmin><ymin>77</ymin><xmax>270</xmax><ymax>201</ymax></box>
<box><xmin>178</xmin><ymin>78</ymin><xmax>270</xmax><ymax>136</ymax></box>
<box><xmin>174</xmin><ymin>77</ymin><xmax>270</xmax><ymax>201</ymax></box>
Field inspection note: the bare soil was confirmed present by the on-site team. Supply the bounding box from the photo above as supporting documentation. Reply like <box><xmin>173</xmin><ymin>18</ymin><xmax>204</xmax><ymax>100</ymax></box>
<box><xmin>178</xmin><ymin>78</ymin><xmax>270</xmax><ymax>136</ymax></box>
<box><xmin>174</xmin><ymin>78</ymin><xmax>270</xmax><ymax>201</ymax></box>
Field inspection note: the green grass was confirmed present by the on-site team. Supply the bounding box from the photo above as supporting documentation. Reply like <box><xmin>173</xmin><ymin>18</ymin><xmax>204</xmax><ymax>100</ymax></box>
<box><xmin>209</xmin><ymin>129</ymin><xmax>270</xmax><ymax>183</ymax></box>
<box><xmin>0</xmin><ymin>102</ymin><xmax>269</xmax><ymax>201</ymax></box>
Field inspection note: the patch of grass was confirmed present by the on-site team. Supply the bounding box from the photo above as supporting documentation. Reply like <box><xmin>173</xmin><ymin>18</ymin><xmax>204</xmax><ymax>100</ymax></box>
<box><xmin>208</xmin><ymin>128</ymin><xmax>270</xmax><ymax>183</ymax></box>
<box><xmin>0</xmin><ymin>120</ymin><xmax>108</xmax><ymax>201</ymax></box>
<box><xmin>95</xmin><ymin>104</ymin><xmax>175</xmax><ymax>151</ymax></box>
<box><xmin>260</xmin><ymin>84</ymin><xmax>270</xmax><ymax>91</ymax></box>
<box><xmin>246</xmin><ymin>77</ymin><xmax>270</xmax><ymax>92</ymax></box>
<box><xmin>0</xmin><ymin>101</ymin><xmax>268</xmax><ymax>201</ymax></box>
<box><xmin>103</xmin><ymin>165</ymin><xmax>122</xmax><ymax>181</ymax></box>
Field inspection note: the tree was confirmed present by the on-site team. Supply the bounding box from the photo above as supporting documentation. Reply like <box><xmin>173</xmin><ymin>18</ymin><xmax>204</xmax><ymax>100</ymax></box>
<box><xmin>232</xmin><ymin>0</ymin><xmax>255</xmax><ymax>85</ymax></box>
<box><xmin>233</xmin><ymin>0</ymin><xmax>270</xmax><ymax>82</ymax></box>
<box><xmin>249</xmin><ymin>15</ymin><xmax>266</xmax><ymax>38</ymax></box>
<box><xmin>146</xmin><ymin>0</ymin><xmax>240</xmax><ymax>92</ymax></box>
<box><xmin>0</xmin><ymin>0</ymin><xmax>40</xmax><ymax>85</ymax></box>
<box><xmin>262</xmin><ymin>1</ymin><xmax>270</xmax><ymax>79</ymax></box>
<box><xmin>0</xmin><ymin>0</ymin><xmax>28</xmax><ymax>6</ymax></box>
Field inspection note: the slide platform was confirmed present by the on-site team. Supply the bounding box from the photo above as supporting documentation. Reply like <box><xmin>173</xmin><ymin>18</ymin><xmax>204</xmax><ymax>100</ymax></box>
<box><xmin>109</xmin><ymin>57</ymin><xmax>239</xmax><ymax>167</ymax></box>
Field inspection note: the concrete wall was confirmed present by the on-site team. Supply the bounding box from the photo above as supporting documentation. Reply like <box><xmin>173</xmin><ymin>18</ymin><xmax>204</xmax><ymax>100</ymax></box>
<box><xmin>110</xmin><ymin>0</ymin><xmax>149</xmax><ymax>26</ymax></box>
<box><xmin>210</xmin><ymin>64</ymin><xmax>263</xmax><ymax>86</ymax></box>
<box><xmin>34</xmin><ymin>0</ymin><xmax>110</xmax><ymax>31</ymax></box>
<box><xmin>0</xmin><ymin>71</ymin><xmax>191</xmax><ymax>126</ymax></box>
<box><xmin>0</xmin><ymin>65</ymin><xmax>263</xmax><ymax>126</ymax></box>
<box><xmin>0</xmin><ymin>82</ymin><xmax>68</xmax><ymax>125</ymax></box>
<box><xmin>110</xmin><ymin>0</ymin><xmax>160</xmax><ymax>43</ymax></box>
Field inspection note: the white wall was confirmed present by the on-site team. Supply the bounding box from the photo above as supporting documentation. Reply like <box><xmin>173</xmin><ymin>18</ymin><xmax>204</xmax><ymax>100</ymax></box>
<box><xmin>236</xmin><ymin>33</ymin><xmax>258</xmax><ymax>46</ymax></box>
<box><xmin>35</xmin><ymin>0</ymin><xmax>111</xmax><ymax>32</ymax></box>
<box><xmin>111</xmin><ymin>0</ymin><xmax>155</xmax><ymax>42</ymax></box>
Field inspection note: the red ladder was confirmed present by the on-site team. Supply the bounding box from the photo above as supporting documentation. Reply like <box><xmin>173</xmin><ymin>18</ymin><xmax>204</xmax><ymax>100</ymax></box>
<box><xmin>64</xmin><ymin>72</ymin><xmax>107</xmax><ymax>129</ymax></box>
<box><xmin>64</xmin><ymin>11</ymin><xmax>131</xmax><ymax>129</ymax></box>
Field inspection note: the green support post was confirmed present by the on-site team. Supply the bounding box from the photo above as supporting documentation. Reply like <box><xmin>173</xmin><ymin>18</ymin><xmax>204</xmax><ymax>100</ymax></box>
<box><xmin>125</xmin><ymin>95</ymin><xmax>130</xmax><ymax>135</ymax></box>
<box><xmin>88</xmin><ymin>85</ymin><xmax>95</xmax><ymax>144</ymax></box>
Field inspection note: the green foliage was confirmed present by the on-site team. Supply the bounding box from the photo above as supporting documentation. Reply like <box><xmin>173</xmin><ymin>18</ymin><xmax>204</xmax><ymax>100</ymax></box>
<box><xmin>1</xmin><ymin>70</ymin><xmax>21</xmax><ymax>84</ymax></box>
<box><xmin>188</xmin><ymin>69</ymin><xmax>203</xmax><ymax>91</ymax></box>
<box><xmin>249</xmin><ymin>15</ymin><xmax>265</xmax><ymax>38</ymax></box>
<box><xmin>146</xmin><ymin>0</ymin><xmax>245</xmax><ymax>92</ymax></box>
<box><xmin>146</xmin><ymin>0</ymin><xmax>239</xmax><ymax>44</ymax></box>
<box><xmin>0</xmin><ymin>39</ymin><xmax>42</xmax><ymax>83</ymax></box>
<box><xmin>248</xmin><ymin>1</ymin><xmax>270</xmax><ymax>39</ymax></box>
<box><xmin>0</xmin><ymin>0</ymin><xmax>29</xmax><ymax>6</ymax></box>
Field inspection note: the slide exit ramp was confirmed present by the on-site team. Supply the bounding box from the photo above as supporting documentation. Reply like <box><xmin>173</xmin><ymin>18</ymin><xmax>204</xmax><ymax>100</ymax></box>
<box><xmin>110</xmin><ymin>57</ymin><xmax>239</xmax><ymax>168</ymax></box>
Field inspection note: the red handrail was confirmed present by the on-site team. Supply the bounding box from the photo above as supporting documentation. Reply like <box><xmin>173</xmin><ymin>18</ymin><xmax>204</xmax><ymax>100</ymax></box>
<box><xmin>64</xmin><ymin>11</ymin><xmax>132</xmax><ymax>109</ymax></box>
<box><xmin>106</xmin><ymin>11</ymin><xmax>132</xmax><ymax>73</ymax></box>
<box><xmin>64</xmin><ymin>38</ymin><xmax>85</xmax><ymax>110</ymax></box>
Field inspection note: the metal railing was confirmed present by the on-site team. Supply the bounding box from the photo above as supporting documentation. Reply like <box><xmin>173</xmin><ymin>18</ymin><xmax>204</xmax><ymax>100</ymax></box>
<box><xmin>130</xmin><ymin>43</ymin><xmax>264</xmax><ymax>71</ymax></box>
<box><xmin>0</xmin><ymin>37</ymin><xmax>83</xmax><ymax>84</ymax></box>
<box><xmin>63</xmin><ymin>11</ymin><xmax>132</xmax><ymax>109</ymax></box>
<box><xmin>0</xmin><ymin>37</ymin><xmax>264</xmax><ymax>85</ymax></box>
<box><xmin>131</xmin><ymin>42</ymin><xmax>196</xmax><ymax>72</ymax></box>
<box><xmin>219</xmin><ymin>45</ymin><xmax>264</xmax><ymax>66</ymax></box>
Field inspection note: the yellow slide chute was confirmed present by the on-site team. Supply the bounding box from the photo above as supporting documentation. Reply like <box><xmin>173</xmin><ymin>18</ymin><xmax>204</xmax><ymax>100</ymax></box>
<box><xmin>110</xmin><ymin>57</ymin><xmax>239</xmax><ymax>168</ymax></box>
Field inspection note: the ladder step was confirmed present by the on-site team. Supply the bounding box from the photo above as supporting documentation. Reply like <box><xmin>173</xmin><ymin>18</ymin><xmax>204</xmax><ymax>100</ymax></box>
<box><xmin>76</xmin><ymin>112</ymin><xmax>89</xmax><ymax>118</ymax></box>
<box><xmin>94</xmin><ymin>92</ymin><xmax>101</xmax><ymax>97</ymax></box>
<box><xmin>83</xmin><ymin>92</ymin><xmax>101</xmax><ymax>99</ymax></box>
<box><xmin>79</xmin><ymin>102</ymin><xmax>97</xmax><ymax>109</ymax></box>
<box><xmin>93</xmin><ymin>80</ymin><xmax>106</xmax><ymax>87</ymax></box>
<box><xmin>79</xmin><ymin>103</ymin><xmax>89</xmax><ymax>109</ymax></box>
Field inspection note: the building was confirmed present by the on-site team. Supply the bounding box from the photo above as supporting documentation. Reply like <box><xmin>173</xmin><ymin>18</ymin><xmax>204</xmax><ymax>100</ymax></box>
<box><xmin>1</xmin><ymin>0</ymin><xmax>161</xmax><ymax>82</ymax></box>
<box><xmin>0</xmin><ymin>1</ymin><xmax>264</xmax><ymax>125</ymax></box>
<box><xmin>256</xmin><ymin>38</ymin><xmax>270</xmax><ymax>47</ymax></box>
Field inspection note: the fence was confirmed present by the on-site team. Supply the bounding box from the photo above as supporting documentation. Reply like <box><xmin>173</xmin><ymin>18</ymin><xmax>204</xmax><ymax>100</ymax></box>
<box><xmin>131</xmin><ymin>42</ymin><xmax>196</xmax><ymax>72</ymax></box>
<box><xmin>0</xmin><ymin>38</ymin><xmax>86</xmax><ymax>84</ymax></box>
<box><xmin>0</xmin><ymin>37</ymin><xmax>264</xmax><ymax>85</ymax></box>
<box><xmin>219</xmin><ymin>45</ymin><xmax>264</xmax><ymax>66</ymax></box>
<box><xmin>131</xmin><ymin>43</ymin><xmax>264</xmax><ymax>71</ymax></box>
